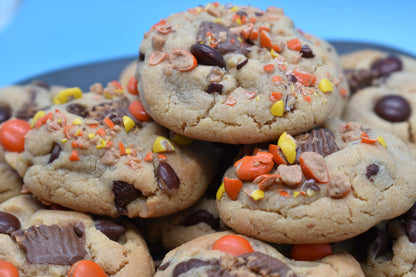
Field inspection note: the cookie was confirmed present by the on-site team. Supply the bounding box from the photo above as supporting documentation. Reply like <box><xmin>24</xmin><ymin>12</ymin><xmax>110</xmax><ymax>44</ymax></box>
<box><xmin>216</xmin><ymin>118</ymin><xmax>416</xmax><ymax>244</ymax></box>
<box><xmin>0</xmin><ymin>82</ymin><xmax>65</xmax><ymax>202</ymax></box>
<box><xmin>136</xmin><ymin>3</ymin><xmax>347</xmax><ymax>144</ymax></box>
<box><xmin>341</xmin><ymin>49</ymin><xmax>416</xmax><ymax>152</ymax></box>
<box><xmin>17</xmin><ymin>85</ymin><xmax>218</xmax><ymax>218</ymax></box>
<box><xmin>0</xmin><ymin>194</ymin><xmax>154</xmax><ymax>277</ymax></box>
<box><xmin>154</xmin><ymin>231</ymin><xmax>364</xmax><ymax>277</ymax></box>
<box><xmin>351</xmin><ymin>202</ymin><xmax>416</xmax><ymax>276</ymax></box>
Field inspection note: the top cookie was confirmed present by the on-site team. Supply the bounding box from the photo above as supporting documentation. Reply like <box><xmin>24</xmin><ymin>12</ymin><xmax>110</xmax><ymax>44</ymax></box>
<box><xmin>136</xmin><ymin>3</ymin><xmax>347</xmax><ymax>144</ymax></box>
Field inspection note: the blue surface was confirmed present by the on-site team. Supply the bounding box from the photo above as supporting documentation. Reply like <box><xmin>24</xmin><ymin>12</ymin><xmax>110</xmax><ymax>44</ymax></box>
<box><xmin>1</xmin><ymin>0</ymin><xmax>415</xmax><ymax>87</ymax></box>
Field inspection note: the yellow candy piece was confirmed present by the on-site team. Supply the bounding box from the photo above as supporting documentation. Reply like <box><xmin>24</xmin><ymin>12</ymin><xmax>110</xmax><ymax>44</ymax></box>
<box><xmin>96</xmin><ymin>139</ymin><xmax>107</xmax><ymax>149</ymax></box>
<box><xmin>318</xmin><ymin>78</ymin><xmax>333</xmax><ymax>93</ymax></box>
<box><xmin>251</xmin><ymin>190</ymin><xmax>265</xmax><ymax>201</ymax></box>
<box><xmin>30</xmin><ymin>110</ymin><xmax>45</xmax><ymax>128</ymax></box>
<box><xmin>170</xmin><ymin>132</ymin><xmax>193</xmax><ymax>146</ymax></box>
<box><xmin>122</xmin><ymin>116</ymin><xmax>135</xmax><ymax>133</ymax></box>
<box><xmin>213</xmin><ymin>18</ymin><xmax>223</xmax><ymax>24</ymax></box>
<box><xmin>216</xmin><ymin>183</ymin><xmax>226</xmax><ymax>200</ymax></box>
<box><xmin>270</xmin><ymin>100</ymin><xmax>284</xmax><ymax>116</ymax></box>
<box><xmin>277</xmin><ymin>132</ymin><xmax>297</xmax><ymax>164</ymax></box>
<box><xmin>377</xmin><ymin>136</ymin><xmax>387</xmax><ymax>148</ymax></box>
<box><xmin>306</xmin><ymin>188</ymin><xmax>316</xmax><ymax>197</ymax></box>
<box><xmin>270</xmin><ymin>49</ymin><xmax>279</xmax><ymax>58</ymax></box>
<box><xmin>53</xmin><ymin>87</ymin><xmax>82</xmax><ymax>104</ymax></box>
<box><xmin>293</xmin><ymin>191</ymin><xmax>300</xmax><ymax>198</ymax></box>
<box><xmin>152</xmin><ymin>136</ymin><xmax>175</xmax><ymax>153</ymax></box>
<box><xmin>61</xmin><ymin>138</ymin><xmax>67</xmax><ymax>143</ymax></box>
<box><xmin>88</xmin><ymin>133</ymin><xmax>95</xmax><ymax>139</ymax></box>
<box><xmin>72</xmin><ymin>118</ymin><xmax>82</xmax><ymax>125</ymax></box>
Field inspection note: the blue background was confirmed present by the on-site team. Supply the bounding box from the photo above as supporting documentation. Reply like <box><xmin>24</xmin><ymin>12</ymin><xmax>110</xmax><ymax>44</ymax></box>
<box><xmin>1</xmin><ymin>0</ymin><xmax>415</xmax><ymax>87</ymax></box>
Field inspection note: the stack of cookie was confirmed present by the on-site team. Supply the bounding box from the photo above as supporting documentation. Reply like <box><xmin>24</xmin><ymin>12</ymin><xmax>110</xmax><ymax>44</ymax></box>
<box><xmin>0</xmin><ymin>2</ymin><xmax>416</xmax><ymax>277</ymax></box>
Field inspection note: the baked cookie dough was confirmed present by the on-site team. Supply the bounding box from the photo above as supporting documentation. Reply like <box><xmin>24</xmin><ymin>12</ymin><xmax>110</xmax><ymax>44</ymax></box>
<box><xmin>155</xmin><ymin>231</ymin><xmax>364</xmax><ymax>277</ymax></box>
<box><xmin>18</xmin><ymin>86</ymin><xmax>218</xmax><ymax>218</ymax></box>
<box><xmin>352</xmin><ymin>202</ymin><xmax>416</xmax><ymax>277</ymax></box>
<box><xmin>0</xmin><ymin>195</ymin><xmax>154</xmax><ymax>277</ymax></box>
<box><xmin>0</xmin><ymin>82</ymin><xmax>64</xmax><ymax>202</ymax></box>
<box><xmin>216</xmin><ymin>118</ymin><xmax>416</xmax><ymax>244</ymax></box>
<box><xmin>136</xmin><ymin>3</ymin><xmax>347</xmax><ymax>144</ymax></box>
<box><xmin>341</xmin><ymin>50</ymin><xmax>416</xmax><ymax>151</ymax></box>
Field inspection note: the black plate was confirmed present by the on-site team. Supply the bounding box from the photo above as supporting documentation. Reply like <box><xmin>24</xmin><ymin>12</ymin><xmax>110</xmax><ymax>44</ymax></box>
<box><xmin>17</xmin><ymin>41</ymin><xmax>415</xmax><ymax>92</ymax></box>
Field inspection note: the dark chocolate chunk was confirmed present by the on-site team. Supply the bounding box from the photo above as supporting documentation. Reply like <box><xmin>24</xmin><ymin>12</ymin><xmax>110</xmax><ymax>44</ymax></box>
<box><xmin>183</xmin><ymin>209</ymin><xmax>220</xmax><ymax>230</ymax></box>
<box><xmin>157</xmin><ymin>162</ymin><xmax>180</xmax><ymax>191</ymax></box>
<box><xmin>365</xmin><ymin>164</ymin><xmax>379</xmax><ymax>181</ymax></box>
<box><xmin>196</xmin><ymin>22</ymin><xmax>250</xmax><ymax>56</ymax></box>
<box><xmin>374</xmin><ymin>95</ymin><xmax>411</xmax><ymax>122</ymax></box>
<box><xmin>406</xmin><ymin>220</ymin><xmax>416</xmax><ymax>243</ymax></box>
<box><xmin>173</xmin><ymin>258</ymin><xmax>213</xmax><ymax>277</ymax></box>
<box><xmin>12</xmin><ymin>224</ymin><xmax>87</xmax><ymax>265</ymax></box>
<box><xmin>66</xmin><ymin>103</ymin><xmax>88</xmax><ymax>117</ymax></box>
<box><xmin>206</xmin><ymin>83</ymin><xmax>223</xmax><ymax>94</ymax></box>
<box><xmin>300</xmin><ymin>45</ymin><xmax>315</xmax><ymax>58</ymax></box>
<box><xmin>0</xmin><ymin>106</ymin><xmax>11</xmax><ymax>124</ymax></box>
<box><xmin>112</xmin><ymin>180</ymin><xmax>142</xmax><ymax>214</ymax></box>
<box><xmin>139</xmin><ymin>52</ymin><xmax>145</xmax><ymax>61</ymax></box>
<box><xmin>0</xmin><ymin>211</ymin><xmax>20</xmax><ymax>235</ymax></box>
<box><xmin>190</xmin><ymin>43</ymin><xmax>226</xmax><ymax>68</ymax></box>
<box><xmin>284</xmin><ymin>94</ymin><xmax>296</xmax><ymax>112</ymax></box>
<box><xmin>404</xmin><ymin>202</ymin><xmax>416</xmax><ymax>220</ymax></box>
<box><xmin>239</xmin><ymin>251</ymin><xmax>295</xmax><ymax>277</ymax></box>
<box><xmin>89</xmin><ymin>98</ymin><xmax>136</xmax><ymax>126</ymax></box>
<box><xmin>236</xmin><ymin>58</ymin><xmax>248</xmax><ymax>70</ymax></box>
<box><xmin>295</xmin><ymin>128</ymin><xmax>339</xmax><ymax>161</ymax></box>
<box><xmin>48</xmin><ymin>143</ymin><xmax>62</xmax><ymax>164</ymax></box>
<box><xmin>94</xmin><ymin>218</ymin><xmax>126</xmax><ymax>241</ymax></box>
<box><xmin>354</xmin><ymin>227</ymin><xmax>391</xmax><ymax>261</ymax></box>
<box><xmin>371</xmin><ymin>55</ymin><xmax>402</xmax><ymax>78</ymax></box>
<box><xmin>288</xmin><ymin>74</ymin><xmax>297</xmax><ymax>83</ymax></box>
<box><xmin>345</xmin><ymin>69</ymin><xmax>376</xmax><ymax>94</ymax></box>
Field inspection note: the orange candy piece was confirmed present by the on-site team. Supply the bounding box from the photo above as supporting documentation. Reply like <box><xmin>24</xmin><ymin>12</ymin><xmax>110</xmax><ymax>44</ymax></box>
<box><xmin>0</xmin><ymin>119</ymin><xmax>31</xmax><ymax>152</ymax></box>
<box><xmin>129</xmin><ymin>100</ymin><xmax>151</xmax><ymax>122</ymax></box>
<box><xmin>268</xmin><ymin>144</ymin><xmax>286</xmax><ymax>165</ymax></box>
<box><xmin>149</xmin><ymin>51</ymin><xmax>168</xmax><ymax>66</ymax></box>
<box><xmin>287</xmin><ymin>38</ymin><xmax>302</xmax><ymax>51</ymax></box>
<box><xmin>68</xmin><ymin>260</ymin><xmax>107</xmax><ymax>277</ymax></box>
<box><xmin>259</xmin><ymin>30</ymin><xmax>283</xmax><ymax>52</ymax></box>
<box><xmin>291</xmin><ymin>69</ymin><xmax>316</xmax><ymax>87</ymax></box>
<box><xmin>0</xmin><ymin>260</ymin><xmax>19</xmax><ymax>277</ymax></box>
<box><xmin>127</xmin><ymin>76</ymin><xmax>139</xmax><ymax>95</ymax></box>
<box><xmin>223</xmin><ymin>177</ymin><xmax>243</xmax><ymax>200</ymax></box>
<box><xmin>212</xmin><ymin>234</ymin><xmax>254</xmax><ymax>256</ymax></box>
<box><xmin>169</xmin><ymin>49</ymin><xmax>198</xmax><ymax>72</ymax></box>
<box><xmin>234</xmin><ymin>152</ymin><xmax>274</xmax><ymax>181</ymax></box>
<box><xmin>290</xmin><ymin>243</ymin><xmax>332</xmax><ymax>261</ymax></box>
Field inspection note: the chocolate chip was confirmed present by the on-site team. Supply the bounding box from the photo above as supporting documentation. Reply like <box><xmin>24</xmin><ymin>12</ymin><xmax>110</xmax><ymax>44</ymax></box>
<box><xmin>254</xmin><ymin>11</ymin><xmax>264</xmax><ymax>17</ymax></box>
<box><xmin>94</xmin><ymin>218</ymin><xmax>126</xmax><ymax>241</ymax></box>
<box><xmin>196</xmin><ymin>22</ymin><xmax>250</xmax><ymax>56</ymax></box>
<box><xmin>371</xmin><ymin>55</ymin><xmax>402</xmax><ymax>78</ymax></box>
<box><xmin>66</xmin><ymin>103</ymin><xmax>88</xmax><ymax>117</ymax></box>
<box><xmin>190</xmin><ymin>43</ymin><xmax>226</xmax><ymax>68</ymax></box>
<box><xmin>374</xmin><ymin>95</ymin><xmax>411</xmax><ymax>122</ymax></box>
<box><xmin>238</xmin><ymin>252</ymin><xmax>295</xmax><ymax>277</ymax></box>
<box><xmin>354</xmin><ymin>227</ymin><xmax>391</xmax><ymax>261</ymax></box>
<box><xmin>173</xmin><ymin>258</ymin><xmax>212</xmax><ymax>277</ymax></box>
<box><xmin>345</xmin><ymin>69</ymin><xmax>376</xmax><ymax>94</ymax></box>
<box><xmin>158</xmin><ymin>261</ymin><xmax>170</xmax><ymax>271</ymax></box>
<box><xmin>183</xmin><ymin>210</ymin><xmax>220</xmax><ymax>230</ymax></box>
<box><xmin>405</xmin><ymin>220</ymin><xmax>416</xmax><ymax>243</ymax></box>
<box><xmin>157</xmin><ymin>162</ymin><xmax>180</xmax><ymax>191</ymax></box>
<box><xmin>288</xmin><ymin>74</ymin><xmax>297</xmax><ymax>83</ymax></box>
<box><xmin>48</xmin><ymin>143</ymin><xmax>62</xmax><ymax>164</ymax></box>
<box><xmin>300</xmin><ymin>44</ymin><xmax>315</xmax><ymax>58</ymax></box>
<box><xmin>284</xmin><ymin>94</ymin><xmax>296</xmax><ymax>112</ymax></box>
<box><xmin>366</xmin><ymin>164</ymin><xmax>379</xmax><ymax>181</ymax></box>
<box><xmin>206</xmin><ymin>83</ymin><xmax>223</xmax><ymax>94</ymax></box>
<box><xmin>12</xmin><ymin>224</ymin><xmax>87</xmax><ymax>265</ymax></box>
<box><xmin>236</xmin><ymin>58</ymin><xmax>248</xmax><ymax>70</ymax></box>
<box><xmin>139</xmin><ymin>52</ymin><xmax>145</xmax><ymax>61</ymax></box>
<box><xmin>0</xmin><ymin>211</ymin><xmax>20</xmax><ymax>235</ymax></box>
<box><xmin>236</xmin><ymin>10</ymin><xmax>248</xmax><ymax>17</ymax></box>
<box><xmin>0</xmin><ymin>106</ymin><xmax>11</xmax><ymax>124</ymax></box>
<box><xmin>295</xmin><ymin>128</ymin><xmax>339</xmax><ymax>162</ymax></box>
<box><xmin>112</xmin><ymin>180</ymin><xmax>142</xmax><ymax>214</ymax></box>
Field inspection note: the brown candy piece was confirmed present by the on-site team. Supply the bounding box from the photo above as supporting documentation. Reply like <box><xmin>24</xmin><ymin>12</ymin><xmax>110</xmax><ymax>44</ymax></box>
<box><xmin>12</xmin><ymin>224</ymin><xmax>87</xmax><ymax>265</ymax></box>
<box><xmin>112</xmin><ymin>180</ymin><xmax>142</xmax><ymax>214</ymax></box>
<box><xmin>66</xmin><ymin>103</ymin><xmax>88</xmax><ymax>117</ymax></box>
<box><xmin>173</xmin><ymin>259</ymin><xmax>212</xmax><ymax>276</ymax></box>
<box><xmin>295</xmin><ymin>128</ymin><xmax>338</xmax><ymax>162</ymax></box>
<box><xmin>345</xmin><ymin>69</ymin><xmax>377</xmax><ymax>94</ymax></box>
<box><xmin>374</xmin><ymin>95</ymin><xmax>411</xmax><ymax>122</ymax></box>
<box><xmin>94</xmin><ymin>218</ymin><xmax>126</xmax><ymax>241</ymax></box>
<box><xmin>0</xmin><ymin>211</ymin><xmax>20</xmax><ymax>235</ymax></box>
<box><xmin>48</xmin><ymin>143</ymin><xmax>62</xmax><ymax>164</ymax></box>
<box><xmin>190</xmin><ymin>43</ymin><xmax>226</xmax><ymax>68</ymax></box>
<box><xmin>300</xmin><ymin>45</ymin><xmax>315</xmax><ymax>58</ymax></box>
<box><xmin>371</xmin><ymin>55</ymin><xmax>402</xmax><ymax>78</ymax></box>
<box><xmin>157</xmin><ymin>162</ymin><xmax>180</xmax><ymax>191</ymax></box>
<box><xmin>238</xmin><ymin>252</ymin><xmax>295</xmax><ymax>277</ymax></box>
<box><xmin>184</xmin><ymin>209</ymin><xmax>220</xmax><ymax>230</ymax></box>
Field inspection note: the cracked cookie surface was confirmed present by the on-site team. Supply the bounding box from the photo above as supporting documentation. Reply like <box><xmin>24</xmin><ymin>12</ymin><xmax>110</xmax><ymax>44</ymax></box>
<box><xmin>136</xmin><ymin>3</ymin><xmax>347</xmax><ymax>144</ymax></box>
<box><xmin>154</xmin><ymin>231</ymin><xmax>364</xmax><ymax>277</ymax></box>
<box><xmin>0</xmin><ymin>195</ymin><xmax>154</xmax><ymax>277</ymax></box>
<box><xmin>216</xmin><ymin>118</ymin><xmax>416</xmax><ymax>244</ymax></box>
<box><xmin>341</xmin><ymin>49</ymin><xmax>416</xmax><ymax>152</ymax></box>
<box><xmin>19</xmin><ymin>88</ymin><xmax>218</xmax><ymax>218</ymax></box>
